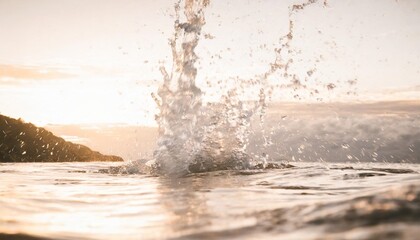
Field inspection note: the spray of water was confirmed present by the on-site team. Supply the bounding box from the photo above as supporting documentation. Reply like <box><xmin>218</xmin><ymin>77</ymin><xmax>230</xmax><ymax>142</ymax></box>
<box><xmin>151</xmin><ymin>0</ymin><xmax>332</xmax><ymax>176</ymax></box>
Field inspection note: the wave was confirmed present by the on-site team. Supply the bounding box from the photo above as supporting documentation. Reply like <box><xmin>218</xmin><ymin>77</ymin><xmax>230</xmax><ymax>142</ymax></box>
<box><xmin>174</xmin><ymin>183</ymin><xmax>420</xmax><ymax>240</ymax></box>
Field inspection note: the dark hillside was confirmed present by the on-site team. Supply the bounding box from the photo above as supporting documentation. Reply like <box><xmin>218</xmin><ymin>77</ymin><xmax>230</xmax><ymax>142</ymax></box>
<box><xmin>0</xmin><ymin>114</ymin><xmax>123</xmax><ymax>162</ymax></box>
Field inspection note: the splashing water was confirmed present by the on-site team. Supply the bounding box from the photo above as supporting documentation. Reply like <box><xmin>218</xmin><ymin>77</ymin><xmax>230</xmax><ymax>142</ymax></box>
<box><xmin>151</xmin><ymin>0</ymin><xmax>218</xmax><ymax>175</ymax></box>
<box><xmin>151</xmin><ymin>0</ymin><xmax>338</xmax><ymax>176</ymax></box>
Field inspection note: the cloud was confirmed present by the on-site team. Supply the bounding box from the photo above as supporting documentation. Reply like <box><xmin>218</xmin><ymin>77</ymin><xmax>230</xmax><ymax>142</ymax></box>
<box><xmin>268</xmin><ymin>100</ymin><xmax>420</xmax><ymax>115</ymax></box>
<box><xmin>367</xmin><ymin>86</ymin><xmax>420</xmax><ymax>101</ymax></box>
<box><xmin>0</xmin><ymin>64</ymin><xmax>77</xmax><ymax>84</ymax></box>
<box><xmin>248</xmin><ymin>101</ymin><xmax>420</xmax><ymax>163</ymax></box>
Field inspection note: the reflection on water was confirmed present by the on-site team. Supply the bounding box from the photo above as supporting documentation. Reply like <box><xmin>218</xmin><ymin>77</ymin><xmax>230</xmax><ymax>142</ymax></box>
<box><xmin>158</xmin><ymin>176</ymin><xmax>212</xmax><ymax>237</ymax></box>
<box><xmin>1</xmin><ymin>162</ymin><xmax>419</xmax><ymax>240</ymax></box>
<box><xmin>157</xmin><ymin>171</ymin><xmax>264</xmax><ymax>238</ymax></box>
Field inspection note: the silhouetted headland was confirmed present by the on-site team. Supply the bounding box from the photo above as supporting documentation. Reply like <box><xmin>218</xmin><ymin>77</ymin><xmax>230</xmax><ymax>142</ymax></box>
<box><xmin>0</xmin><ymin>114</ymin><xmax>123</xmax><ymax>162</ymax></box>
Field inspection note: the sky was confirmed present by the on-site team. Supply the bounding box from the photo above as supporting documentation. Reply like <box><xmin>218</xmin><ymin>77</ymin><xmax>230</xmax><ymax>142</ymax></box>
<box><xmin>0</xmin><ymin>0</ymin><xmax>419</xmax><ymax>126</ymax></box>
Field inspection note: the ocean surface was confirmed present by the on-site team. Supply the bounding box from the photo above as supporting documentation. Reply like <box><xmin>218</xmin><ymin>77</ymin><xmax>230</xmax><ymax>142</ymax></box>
<box><xmin>1</xmin><ymin>161</ymin><xmax>419</xmax><ymax>240</ymax></box>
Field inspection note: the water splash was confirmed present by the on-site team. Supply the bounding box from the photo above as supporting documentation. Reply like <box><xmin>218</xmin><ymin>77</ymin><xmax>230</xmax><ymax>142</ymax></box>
<box><xmin>259</xmin><ymin>0</ymin><xmax>329</xmax><ymax>100</ymax></box>
<box><xmin>151</xmin><ymin>0</ymin><xmax>261</xmax><ymax>176</ymax></box>
<box><xmin>151</xmin><ymin>0</ymin><xmax>337</xmax><ymax>176</ymax></box>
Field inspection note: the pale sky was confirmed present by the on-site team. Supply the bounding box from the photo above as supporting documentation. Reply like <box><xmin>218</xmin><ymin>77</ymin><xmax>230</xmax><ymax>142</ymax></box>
<box><xmin>0</xmin><ymin>0</ymin><xmax>419</xmax><ymax>126</ymax></box>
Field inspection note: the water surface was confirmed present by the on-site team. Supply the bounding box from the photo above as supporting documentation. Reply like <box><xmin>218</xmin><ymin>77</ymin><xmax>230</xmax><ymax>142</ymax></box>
<box><xmin>1</xmin><ymin>162</ymin><xmax>419</xmax><ymax>240</ymax></box>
